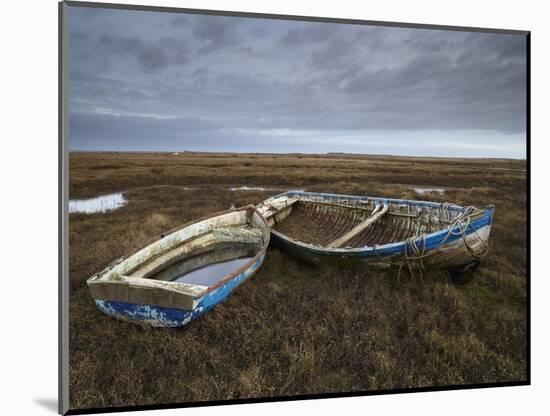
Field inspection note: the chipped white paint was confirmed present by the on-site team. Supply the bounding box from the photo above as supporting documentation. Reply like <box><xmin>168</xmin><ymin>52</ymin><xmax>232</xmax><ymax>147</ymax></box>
<box><xmin>87</xmin><ymin>206</ymin><xmax>271</xmax><ymax>313</ymax></box>
<box><xmin>257</xmin><ymin>191</ymin><xmax>493</xmax><ymax>270</ymax></box>
<box><xmin>422</xmin><ymin>224</ymin><xmax>492</xmax><ymax>268</ymax></box>
<box><xmin>95</xmin><ymin>300</ymin><xmax>186</xmax><ymax>327</ymax></box>
<box><xmin>69</xmin><ymin>193</ymin><xmax>126</xmax><ymax>214</ymax></box>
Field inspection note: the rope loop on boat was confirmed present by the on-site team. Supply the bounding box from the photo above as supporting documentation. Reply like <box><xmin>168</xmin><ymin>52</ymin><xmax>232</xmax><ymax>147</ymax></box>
<box><xmin>400</xmin><ymin>234</ymin><xmax>427</xmax><ymax>282</ymax></box>
<box><xmin>439</xmin><ymin>202</ymin><xmax>453</xmax><ymax>224</ymax></box>
<box><xmin>374</xmin><ymin>203</ymin><xmax>489</xmax><ymax>281</ymax></box>
<box><xmin>444</xmin><ymin>205</ymin><xmax>489</xmax><ymax>260</ymax></box>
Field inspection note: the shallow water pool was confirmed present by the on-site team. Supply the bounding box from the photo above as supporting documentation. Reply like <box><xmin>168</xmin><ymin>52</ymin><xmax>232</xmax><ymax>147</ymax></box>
<box><xmin>69</xmin><ymin>193</ymin><xmax>126</xmax><ymax>214</ymax></box>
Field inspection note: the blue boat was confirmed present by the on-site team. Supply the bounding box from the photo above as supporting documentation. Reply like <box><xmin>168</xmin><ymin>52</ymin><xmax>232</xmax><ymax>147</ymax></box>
<box><xmin>87</xmin><ymin>206</ymin><xmax>270</xmax><ymax>327</ymax></box>
<box><xmin>257</xmin><ymin>191</ymin><xmax>494</xmax><ymax>284</ymax></box>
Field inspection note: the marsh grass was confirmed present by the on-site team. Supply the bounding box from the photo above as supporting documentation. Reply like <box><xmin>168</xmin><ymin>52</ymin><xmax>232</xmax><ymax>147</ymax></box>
<box><xmin>68</xmin><ymin>152</ymin><xmax>527</xmax><ymax>410</ymax></box>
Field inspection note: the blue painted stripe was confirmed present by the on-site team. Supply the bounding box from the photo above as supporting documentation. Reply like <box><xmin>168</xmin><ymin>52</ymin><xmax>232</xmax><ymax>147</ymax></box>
<box><xmin>281</xmin><ymin>190</ymin><xmax>466</xmax><ymax>211</ymax></box>
<box><xmin>94</xmin><ymin>252</ymin><xmax>266</xmax><ymax>327</ymax></box>
<box><xmin>95</xmin><ymin>300</ymin><xmax>195</xmax><ymax>327</ymax></box>
<box><xmin>271</xmin><ymin>192</ymin><xmax>494</xmax><ymax>259</ymax></box>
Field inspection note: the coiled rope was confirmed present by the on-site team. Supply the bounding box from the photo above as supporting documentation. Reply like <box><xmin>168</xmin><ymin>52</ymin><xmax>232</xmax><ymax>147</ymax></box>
<box><xmin>373</xmin><ymin>203</ymin><xmax>489</xmax><ymax>281</ymax></box>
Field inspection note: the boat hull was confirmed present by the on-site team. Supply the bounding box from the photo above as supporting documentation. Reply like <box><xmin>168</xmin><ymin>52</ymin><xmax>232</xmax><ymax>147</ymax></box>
<box><xmin>93</xmin><ymin>253</ymin><xmax>266</xmax><ymax>327</ymax></box>
<box><xmin>87</xmin><ymin>206</ymin><xmax>270</xmax><ymax>327</ymax></box>
<box><xmin>270</xmin><ymin>223</ymin><xmax>492</xmax><ymax>269</ymax></box>
<box><xmin>259</xmin><ymin>191</ymin><xmax>494</xmax><ymax>276</ymax></box>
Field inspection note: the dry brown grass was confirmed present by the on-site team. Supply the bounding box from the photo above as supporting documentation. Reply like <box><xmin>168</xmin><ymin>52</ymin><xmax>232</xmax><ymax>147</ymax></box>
<box><xmin>68</xmin><ymin>152</ymin><xmax>527</xmax><ymax>410</ymax></box>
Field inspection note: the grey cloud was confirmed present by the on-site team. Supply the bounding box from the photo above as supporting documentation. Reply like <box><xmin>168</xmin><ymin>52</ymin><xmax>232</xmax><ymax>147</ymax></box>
<box><xmin>68</xmin><ymin>5</ymin><xmax>527</xmax><ymax>157</ymax></box>
<box><xmin>279</xmin><ymin>24</ymin><xmax>334</xmax><ymax>46</ymax></box>
<box><xmin>192</xmin><ymin>15</ymin><xmax>240</xmax><ymax>54</ymax></box>
<box><xmin>97</xmin><ymin>34</ymin><xmax>142</xmax><ymax>53</ymax></box>
<box><xmin>170</xmin><ymin>15</ymin><xmax>190</xmax><ymax>27</ymax></box>
<box><xmin>137</xmin><ymin>46</ymin><xmax>168</xmax><ymax>71</ymax></box>
<box><xmin>95</xmin><ymin>34</ymin><xmax>189</xmax><ymax>72</ymax></box>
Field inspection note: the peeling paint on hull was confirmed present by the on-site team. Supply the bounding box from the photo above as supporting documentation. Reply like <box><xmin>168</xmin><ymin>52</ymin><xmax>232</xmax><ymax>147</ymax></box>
<box><xmin>258</xmin><ymin>191</ymin><xmax>494</xmax><ymax>271</ymax></box>
<box><xmin>88</xmin><ymin>206</ymin><xmax>270</xmax><ymax>327</ymax></box>
<box><xmin>94</xmin><ymin>252</ymin><xmax>266</xmax><ymax>327</ymax></box>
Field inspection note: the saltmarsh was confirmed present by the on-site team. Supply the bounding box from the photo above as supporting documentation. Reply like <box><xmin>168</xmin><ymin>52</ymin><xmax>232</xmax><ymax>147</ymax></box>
<box><xmin>69</xmin><ymin>152</ymin><xmax>527</xmax><ymax>409</ymax></box>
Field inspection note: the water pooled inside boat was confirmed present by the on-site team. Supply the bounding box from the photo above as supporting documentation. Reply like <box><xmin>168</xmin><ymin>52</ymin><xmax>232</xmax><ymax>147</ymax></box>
<box><xmin>147</xmin><ymin>242</ymin><xmax>260</xmax><ymax>286</ymax></box>
<box><xmin>87</xmin><ymin>205</ymin><xmax>270</xmax><ymax>327</ymax></box>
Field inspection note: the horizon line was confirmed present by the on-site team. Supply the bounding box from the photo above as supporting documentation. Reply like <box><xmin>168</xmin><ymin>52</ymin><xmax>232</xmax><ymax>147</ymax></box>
<box><xmin>68</xmin><ymin>149</ymin><xmax>527</xmax><ymax>161</ymax></box>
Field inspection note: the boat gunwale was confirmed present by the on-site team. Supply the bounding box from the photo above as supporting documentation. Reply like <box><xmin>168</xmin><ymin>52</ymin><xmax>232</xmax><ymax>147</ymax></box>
<box><xmin>203</xmin><ymin>209</ymin><xmax>270</xmax><ymax>293</ymax></box>
<box><xmin>280</xmin><ymin>190</ymin><xmax>467</xmax><ymax>211</ymax></box>
<box><xmin>264</xmin><ymin>191</ymin><xmax>495</xmax><ymax>257</ymax></box>
<box><xmin>87</xmin><ymin>204</ymin><xmax>270</xmax><ymax>298</ymax></box>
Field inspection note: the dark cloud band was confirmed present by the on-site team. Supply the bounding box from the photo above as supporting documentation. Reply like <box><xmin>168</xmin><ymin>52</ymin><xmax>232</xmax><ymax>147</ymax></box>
<box><xmin>68</xmin><ymin>6</ymin><xmax>527</xmax><ymax>158</ymax></box>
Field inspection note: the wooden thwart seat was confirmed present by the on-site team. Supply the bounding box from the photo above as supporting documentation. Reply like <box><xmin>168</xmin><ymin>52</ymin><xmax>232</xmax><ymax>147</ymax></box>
<box><xmin>327</xmin><ymin>203</ymin><xmax>389</xmax><ymax>248</ymax></box>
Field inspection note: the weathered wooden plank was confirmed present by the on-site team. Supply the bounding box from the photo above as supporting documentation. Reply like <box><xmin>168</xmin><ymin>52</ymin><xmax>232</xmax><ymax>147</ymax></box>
<box><xmin>300</xmin><ymin>199</ymin><xmax>420</xmax><ymax>217</ymax></box>
<box><xmin>328</xmin><ymin>203</ymin><xmax>389</xmax><ymax>248</ymax></box>
<box><xmin>130</xmin><ymin>227</ymin><xmax>263</xmax><ymax>279</ymax></box>
<box><xmin>87</xmin><ymin>205</ymin><xmax>271</xmax><ymax>327</ymax></box>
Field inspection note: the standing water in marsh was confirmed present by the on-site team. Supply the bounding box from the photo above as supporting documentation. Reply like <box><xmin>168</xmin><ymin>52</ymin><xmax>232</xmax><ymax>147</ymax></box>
<box><xmin>69</xmin><ymin>193</ymin><xmax>127</xmax><ymax>214</ymax></box>
<box><xmin>412</xmin><ymin>187</ymin><xmax>446</xmax><ymax>195</ymax></box>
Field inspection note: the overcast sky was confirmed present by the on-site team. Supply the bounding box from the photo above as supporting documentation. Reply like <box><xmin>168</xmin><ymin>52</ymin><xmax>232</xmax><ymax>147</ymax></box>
<box><xmin>68</xmin><ymin>6</ymin><xmax>527</xmax><ymax>158</ymax></box>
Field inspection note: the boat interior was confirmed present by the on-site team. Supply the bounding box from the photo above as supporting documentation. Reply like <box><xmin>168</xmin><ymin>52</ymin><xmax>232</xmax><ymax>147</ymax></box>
<box><xmin>261</xmin><ymin>193</ymin><xmax>480</xmax><ymax>249</ymax></box>
<box><xmin>90</xmin><ymin>206</ymin><xmax>268</xmax><ymax>287</ymax></box>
